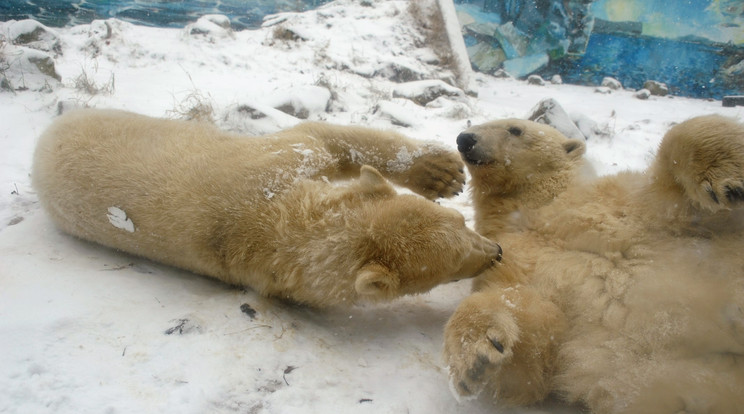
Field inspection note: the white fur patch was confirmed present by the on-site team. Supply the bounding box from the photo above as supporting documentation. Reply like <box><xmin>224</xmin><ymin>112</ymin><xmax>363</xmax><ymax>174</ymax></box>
<box><xmin>107</xmin><ymin>207</ymin><xmax>135</xmax><ymax>233</ymax></box>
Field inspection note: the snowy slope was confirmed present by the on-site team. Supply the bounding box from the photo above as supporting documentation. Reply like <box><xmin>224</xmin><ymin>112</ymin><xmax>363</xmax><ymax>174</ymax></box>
<box><xmin>1</xmin><ymin>1</ymin><xmax>742</xmax><ymax>413</ymax></box>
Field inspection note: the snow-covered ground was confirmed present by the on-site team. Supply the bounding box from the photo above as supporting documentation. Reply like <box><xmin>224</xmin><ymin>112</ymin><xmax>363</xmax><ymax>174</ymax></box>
<box><xmin>1</xmin><ymin>1</ymin><xmax>742</xmax><ymax>413</ymax></box>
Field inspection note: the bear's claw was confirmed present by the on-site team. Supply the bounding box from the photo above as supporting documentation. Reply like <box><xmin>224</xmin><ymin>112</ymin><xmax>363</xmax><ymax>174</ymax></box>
<box><xmin>725</xmin><ymin>184</ymin><xmax>744</xmax><ymax>203</ymax></box>
<box><xmin>490</xmin><ymin>338</ymin><xmax>505</xmax><ymax>353</ymax></box>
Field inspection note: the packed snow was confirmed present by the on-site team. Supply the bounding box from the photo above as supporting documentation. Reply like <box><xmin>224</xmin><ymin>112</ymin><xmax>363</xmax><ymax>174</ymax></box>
<box><xmin>0</xmin><ymin>1</ymin><xmax>742</xmax><ymax>413</ymax></box>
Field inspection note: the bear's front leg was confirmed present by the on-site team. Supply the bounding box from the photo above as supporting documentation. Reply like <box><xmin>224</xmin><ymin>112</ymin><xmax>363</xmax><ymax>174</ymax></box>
<box><xmin>651</xmin><ymin>115</ymin><xmax>744</xmax><ymax>213</ymax></box>
<box><xmin>444</xmin><ymin>285</ymin><xmax>566</xmax><ymax>406</ymax></box>
<box><xmin>287</xmin><ymin>122</ymin><xmax>466</xmax><ymax>199</ymax></box>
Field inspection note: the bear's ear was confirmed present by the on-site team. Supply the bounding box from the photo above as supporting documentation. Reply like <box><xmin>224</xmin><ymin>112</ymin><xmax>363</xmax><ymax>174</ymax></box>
<box><xmin>563</xmin><ymin>139</ymin><xmax>586</xmax><ymax>159</ymax></box>
<box><xmin>358</xmin><ymin>165</ymin><xmax>395</xmax><ymax>196</ymax></box>
<box><xmin>355</xmin><ymin>263</ymin><xmax>400</xmax><ymax>300</ymax></box>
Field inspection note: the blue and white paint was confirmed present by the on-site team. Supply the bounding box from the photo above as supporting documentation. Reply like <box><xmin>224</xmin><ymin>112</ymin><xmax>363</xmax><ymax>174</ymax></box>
<box><xmin>456</xmin><ymin>0</ymin><xmax>744</xmax><ymax>99</ymax></box>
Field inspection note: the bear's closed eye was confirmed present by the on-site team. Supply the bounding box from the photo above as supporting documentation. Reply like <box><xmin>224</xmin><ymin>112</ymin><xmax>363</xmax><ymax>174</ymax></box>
<box><xmin>507</xmin><ymin>127</ymin><xmax>523</xmax><ymax>136</ymax></box>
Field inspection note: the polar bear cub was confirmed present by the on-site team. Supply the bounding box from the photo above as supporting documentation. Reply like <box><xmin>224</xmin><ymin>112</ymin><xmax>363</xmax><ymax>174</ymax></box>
<box><xmin>33</xmin><ymin>109</ymin><xmax>502</xmax><ymax>307</ymax></box>
<box><xmin>444</xmin><ymin>115</ymin><xmax>744</xmax><ymax>413</ymax></box>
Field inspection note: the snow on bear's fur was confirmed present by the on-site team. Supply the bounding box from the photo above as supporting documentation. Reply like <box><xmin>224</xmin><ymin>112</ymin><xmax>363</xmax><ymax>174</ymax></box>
<box><xmin>32</xmin><ymin>109</ymin><xmax>503</xmax><ymax>308</ymax></box>
<box><xmin>444</xmin><ymin>116</ymin><xmax>744</xmax><ymax>413</ymax></box>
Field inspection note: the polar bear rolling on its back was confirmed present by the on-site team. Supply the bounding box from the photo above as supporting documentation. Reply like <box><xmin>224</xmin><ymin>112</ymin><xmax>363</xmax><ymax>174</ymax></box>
<box><xmin>33</xmin><ymin>109</ymin><xmax>502</xmax><ymax>307</ymax></box>
<box><xmin>444</xmin><ymin>115</ymin><xmax>744</xmax><ymax>413</ymax></box>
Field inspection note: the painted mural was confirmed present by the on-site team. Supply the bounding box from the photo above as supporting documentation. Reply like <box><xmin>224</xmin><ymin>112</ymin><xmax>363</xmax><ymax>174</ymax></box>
<box><xmin>1</xmin><ymin>0</ymin><xmax>741</xmax><ymax>99</ymax></box>
<box><xmin>455</xmin><ymin>0</ymin><xmax>744</xmax><ymax>99</ymax></box>
<box><xmin>0</xmin><ymin>0</ymin><xmax>332</xmax><ymax>30</ymax></box>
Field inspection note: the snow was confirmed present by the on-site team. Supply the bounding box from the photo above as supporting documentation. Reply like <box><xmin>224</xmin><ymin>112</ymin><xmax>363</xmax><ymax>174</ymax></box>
<box><xmin>0</xmin><ymin>0</ymin><xmax>742</xmax><ymax>413</ymax></box>
<box><xmin>107</xmin><ymin>206</ymin><xmax>136</xmax><ymax>233</ymax></box>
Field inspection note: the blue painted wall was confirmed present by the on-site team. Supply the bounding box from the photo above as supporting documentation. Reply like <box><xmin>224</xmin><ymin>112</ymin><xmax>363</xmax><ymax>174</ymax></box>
<box><xmin>456</xmin><ymin>0</ymin><xmax>744</xmax><ymax>99</ymax></box>
<box><xmin>1</xmin><ymin>1</ymin><xmax>741</xmax><ymax>99</ymax></box>
<box><xmin>0</xmin><ymin>0</ymin><xmax>332</xmax><ymax>30</ymax></box>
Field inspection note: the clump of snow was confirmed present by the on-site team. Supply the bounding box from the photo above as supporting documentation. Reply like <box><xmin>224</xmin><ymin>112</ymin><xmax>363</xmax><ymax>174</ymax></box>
<box><xmin>0</xmin><ymin>0</ymin><xmax>741</xmax><ymax>413</ymax></box>
<box><xmin>107</xmin><ymin>206</ymin><xmax>135</xmax><ymax>233</ymax></box>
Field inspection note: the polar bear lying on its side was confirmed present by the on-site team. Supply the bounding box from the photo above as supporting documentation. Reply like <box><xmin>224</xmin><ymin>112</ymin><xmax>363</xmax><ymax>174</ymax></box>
<box><xmin>32</xmin><ymin>109</ymin><xmax>502</xmax><ymax>308</ymax></box>
<box><xmin>444</xmin><ymin>115</ymin><xmax>744</xmax><ymax>413</ymax></box>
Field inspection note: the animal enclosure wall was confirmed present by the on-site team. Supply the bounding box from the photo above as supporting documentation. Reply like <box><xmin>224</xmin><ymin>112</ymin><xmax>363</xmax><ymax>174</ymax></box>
<box><xmin>454</xmin><ymin>0</ymin><xmax>744</xmax><ymax>99</ymax></box>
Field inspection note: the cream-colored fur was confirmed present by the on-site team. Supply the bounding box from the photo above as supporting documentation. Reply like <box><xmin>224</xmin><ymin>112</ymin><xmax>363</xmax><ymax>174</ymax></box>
<box><xmin>33</xmin><ymin>109</ymin><xmax>503</xmax><ymax>308</ymax></box>
<box><xmin>444</xmin><ymin>116</ymin><xmax>744</xmax><ymax>413</ymax></box>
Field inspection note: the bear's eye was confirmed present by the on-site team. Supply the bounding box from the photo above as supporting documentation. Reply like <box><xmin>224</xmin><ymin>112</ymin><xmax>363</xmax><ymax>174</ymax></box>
<box><xmin>507</xmin><ymin>126</ymin><xmax>523</xmax><ymax>136</ymax></box>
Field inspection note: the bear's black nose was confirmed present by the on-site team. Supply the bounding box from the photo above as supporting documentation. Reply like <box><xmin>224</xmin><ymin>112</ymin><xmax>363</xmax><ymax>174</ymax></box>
<box><xmin>457</xmin><ymin>132</ymin><xmax>477</xmax><ymax>153</ymax></box>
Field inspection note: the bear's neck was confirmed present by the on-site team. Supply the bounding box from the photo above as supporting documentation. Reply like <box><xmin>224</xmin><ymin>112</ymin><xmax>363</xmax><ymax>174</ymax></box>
<box><xmin>470</xmin><ymin>169</ymin><xmax>576</xmax><ymax>237</ymax></box>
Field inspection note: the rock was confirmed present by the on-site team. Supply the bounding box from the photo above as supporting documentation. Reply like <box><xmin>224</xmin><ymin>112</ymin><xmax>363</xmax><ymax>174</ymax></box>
<box><xmin>722</xmin><ymin>96</ymin><xmax>744</xmax><ymax>107</ymax></box>
<box><xmin>265</xmin><ymin>85</ymin><xmax>331</xmax><ymax>119</ymax></box>
<box><xmin>571</xmin><ymin>112</ymin><xmax>603</xmax><ymax>139</ymax></box>
<box><xmin>185</xmin><ymin>14</ymin><xmax>234</xmax><ymax>41</ymax></box>
<box><xmin>527</xmin><ymin>74</ymin><xmax>545</xmax><ymax>86</ymax></box>
<box><xmin>83</xmin><ymin>19</ymin><xmax>131</xmax><ymax>58</ymax></box>
<box><xmin>527</xmin><ymin>98</ymin><xmax>585</xmax><ymax>140</ymax></box>
<box><xmin>634</xmin><ymin>89</ymin><xmax>651</xmax><ymax>100</ymax></box>
<box><xmin>425</xmin><ymin>97</ymin><xmax>473</xmax><ymax>119</ymax></box>
<box><xmin>594</xmin><ymin>86</ymin><xmax>612</xmax><ymax>94</ymax></box>
<box><xmin>374</xmin><ymin>62</ymin><xmax>426</xmax><ymax>83</ymax></box>
<box><xmin>222</xmin><ymin>103</ymin><xmax>299</xmax><ymax>135</ymax></box>
<box><xmin>492</xmin><ymin>69</ymin><xmax>512</xmax><ymax>79</ymax></box>
<box><xmin>392</xmin><ymin>80</ymin><xmax>464</xmax><ymax>106</ymax></box>
<box><xmin>203</xmin><ymin>14</ymin><xmax>231</xmax><ymax>30</ymax></box>
<box><xmin>0</xmin><ymin>45</ymin><xmax>61</xmax><ymax>91</ymax></box>
<box><xmin>374</xmin><ymin>100</ymin><xmax>418</xmax><ymax>128</ymax></box>
<box><xmin>601</xmin><ymin>77</ymin><xmax>622</xmax><ymax>90</ymax></box>
<box><xmin>57</xmin><ymin>100</ymin><xmax>87</xmax><ymax>115</ymax></box>
<box><xmin>550</xmin><ymin>74</ymin><xmax>563</xmax><ymax>84</ymax></box>
<box><xmin>6</xmin><ymin>19</ymin><xmax>60</xmax><ymax>53</ymax></box>
<box><xmin>643</xmin><ymin>80</ymin><xmax>669</xmax><ymax>96</ymax></box>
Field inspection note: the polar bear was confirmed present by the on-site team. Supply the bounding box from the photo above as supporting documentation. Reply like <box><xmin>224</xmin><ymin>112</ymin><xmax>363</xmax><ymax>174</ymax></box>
<box><xmin>443</xmin><ymin>115</ymin><xmax>744</xmax><ymax>413</ymax></box>
<box><xmin>32</xmin><ymin>109</ymin><xmax>502</xmax><ymax>308</ymax></box>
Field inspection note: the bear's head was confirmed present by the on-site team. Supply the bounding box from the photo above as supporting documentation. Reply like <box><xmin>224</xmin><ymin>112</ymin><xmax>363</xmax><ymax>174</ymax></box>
<box><xmin>351</xmin><ymin>173</ymin><xmax>502</xmax><ymax>301</ymax></box>
<box><xmin>456</xmin><ymin>119</ymin><xmax>585</xmax><ymax>207</ymax></box>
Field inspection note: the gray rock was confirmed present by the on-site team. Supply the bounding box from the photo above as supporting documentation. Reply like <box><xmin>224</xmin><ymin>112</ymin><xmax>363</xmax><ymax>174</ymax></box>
<box><xmin>571</xmin><ymin>112</ymin><xmax>604</xmax><ymax>139</ymax></box>
<box><xmin>222</xmin><ymin>103</ymin><xmax>299</xmax><ymax>135</ymax></box>
<box><xmin>643</xmin><ymin>80</ymin><xmax>669</xmax><ymax>96</ymax></box>
<box><xmin>527</xmin><ymin>98</ymin><xmax>585</xmax><ymax>140</ymax></box>
<box><xmin>264</xmin><ymin>85</ymin><xmax>331</xmax><ymax>119</ymax></box>
<box><xmin>374</xmin><ymin>62</ymin><xmax>425</xmax><ymax>83</ymax></box>
<box><xmin>392</xmin><ymin>80</ymin><xmax>464</xmax><ymax>106</ymax></box>
<box><xmin>527</xmin><ymin>74</ymin><xmax>545</xmax><ymax>86</ymax></box>
<box><xmin>722</xmin><ymin>96</ymin><xmax>744</xmax><ymax>107</ymax></box>
<box><xmin>601</xmin><ymin>77</ymin><xmax>622</xmax><ymax>90</ymax></box>
<box><xmin>7</xmin><ymin>19</ymin><xmax>60</xmax><ymax>53</ymax></box>
<box><xmin>185</xmin><ymin>14</ymin><xmax>234</xmax><ymax>41</ymax></box>
<box><xmin>0</xmin><ymin>45</ymin><xmax>61</xmax><ymax>91</ymax></box>
<box><xmin>492</xmin><ymin>69</ymin><xmax>512</xmax><ymax>79</ymax></box>
<box><xmin>635</xmin><ymin>89</ymin><xmax>651</xmax><ymax>100</ymax></box>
